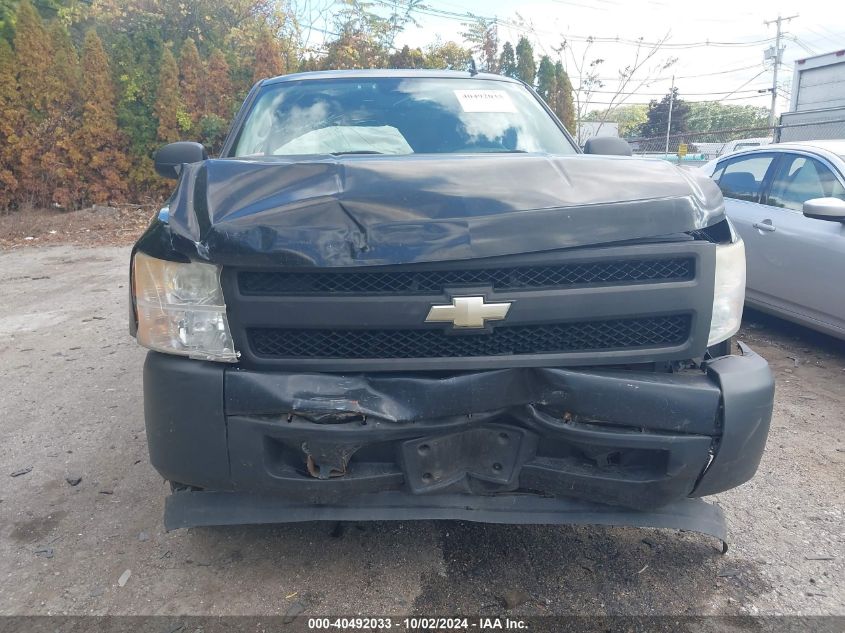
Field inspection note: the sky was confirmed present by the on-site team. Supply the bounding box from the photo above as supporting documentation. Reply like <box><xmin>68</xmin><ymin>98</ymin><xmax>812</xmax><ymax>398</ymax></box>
<box><xmin>336</xmin><ymin>0</ymin><xmax>845</xmax><ymax>118</ymax></box>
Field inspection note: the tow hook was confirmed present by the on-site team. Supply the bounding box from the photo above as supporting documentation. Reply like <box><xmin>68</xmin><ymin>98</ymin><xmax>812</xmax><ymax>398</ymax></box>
<box><xmin>303</xmin><ymin>441</ymin><xmax>360</xmax><ymax>479</ymax></box>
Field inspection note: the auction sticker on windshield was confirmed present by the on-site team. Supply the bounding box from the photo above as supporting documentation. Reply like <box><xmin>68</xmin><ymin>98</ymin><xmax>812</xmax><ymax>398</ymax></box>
<box><xmin>453</xmin><ymin>89</ymin><xmax>517</xmax><ymax>113</ymax></box>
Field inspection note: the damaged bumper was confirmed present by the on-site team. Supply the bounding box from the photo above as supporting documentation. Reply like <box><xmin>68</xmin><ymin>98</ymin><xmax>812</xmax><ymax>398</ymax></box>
<box><xmin>144</xmin><ymin>344</ymin><xmax>773</xmax><ymax>528</ymax></box>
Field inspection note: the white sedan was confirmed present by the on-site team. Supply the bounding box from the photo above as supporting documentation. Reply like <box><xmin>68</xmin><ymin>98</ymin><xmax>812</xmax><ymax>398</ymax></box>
<box><xmin>699</xmin><ymin>140</ymin><xmax>845</xmax><ymax>339</ymax></box>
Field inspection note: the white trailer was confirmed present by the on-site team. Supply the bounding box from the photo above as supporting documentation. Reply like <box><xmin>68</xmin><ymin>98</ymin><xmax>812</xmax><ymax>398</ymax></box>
<box><xmin>779</xmin><ymin>49</ymin><xmax>845</xmax><ymax>141</ymax></box>
<box><xmin>576</xmin><ymin>121</ymin><xmax>619</xmax><ymax>146</ymax></box>
<box><xmin>789</xmin><ymin>49</ymin><xmax>845</xmax><ymax>112</ymax></box>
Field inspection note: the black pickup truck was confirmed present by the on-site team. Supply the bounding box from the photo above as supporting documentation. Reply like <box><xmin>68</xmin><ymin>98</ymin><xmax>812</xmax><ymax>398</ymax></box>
<box><xmin>130</xmin><ymin>70</ymin><xmax>774</xmax><ymax>539</ymax></box>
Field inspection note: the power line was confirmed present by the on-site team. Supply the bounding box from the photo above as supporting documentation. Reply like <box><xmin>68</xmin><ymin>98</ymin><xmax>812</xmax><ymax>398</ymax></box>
<box><xmin>720</xmin><ymin>69</ymin><xmax>769</xmax><ymax>101</ymax></box>
<box><xmin>786</xmin><ymin>36</ymin><xmax>817</xmax><ymax>56</ymax></box>
<box><xmin>587</xmin><ymin>69</ymin><xmax>766</xmax><ymax>112</ymax></box>
<box><xmin>583</xmin><ymin>93</ymin><xmax>774</xmax><ymax>106</ymax></box>
<box><xmin>572</xmin><ymin>86</ymin><xmax>771</xmax><ymax>96</ymax></box>
<box><xmin>570</xmin><ymin>63</ymin><xmax>766</xmax><ymax>85</ymax></box>
<box><xmin>764</xmin><ymin>13</ymin><xmax>798</xmax><ymax>125</ymax></box>
<box><xmin>547</xmin><ymin>0</ymin><xmax>610</xmax><ymax>12</ymax></box>
<box><xmin>374</xmin><ymin>0</ymin><xmax>778</xmax><ymax>49</ymax></box>
<box><xmin>800</xmin><ymin>26</ymin><xmax>842</xmax><ymax>50</ymax></box>
<box><xmin>303</xmin><ymin>0</ymin><xmax>794</xmax><ymax>109</ymax></box>
<box><xmin>676</xmin><ymin>63</ymin><xmax>764</xmax><ymax>79</ymax></box>
<box><xmin>559</xmin><ymin>35</ymin><xmax>777</xmax><ymax>49</ymax></box>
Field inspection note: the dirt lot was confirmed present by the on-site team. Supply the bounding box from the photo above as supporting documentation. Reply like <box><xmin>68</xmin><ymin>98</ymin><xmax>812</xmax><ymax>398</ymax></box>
<box><xmin>0</xmin><ymin>206</ymin><xmax>152</xmax><ymax>250</ymax></box>
<box><xmin>0</xmin><ymin>244</ymin><xmax>843</xmax><ymax>621</ymax></box>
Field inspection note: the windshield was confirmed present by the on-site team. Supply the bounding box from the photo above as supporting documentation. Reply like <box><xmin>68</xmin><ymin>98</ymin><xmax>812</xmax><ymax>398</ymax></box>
<box><xmin>230</xmin><ymin>77</ymin><xmax>577</xmax><ymax>157</ymax></box>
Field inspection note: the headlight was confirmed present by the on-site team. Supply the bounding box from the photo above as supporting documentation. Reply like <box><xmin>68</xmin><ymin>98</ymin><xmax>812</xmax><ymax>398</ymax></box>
<box><xmin>708</xmin><ymin>237</ymin><xmax>746</xmax><ymax>347</ymax></box>
<box><xmin>132</xmin><ymin>252</ymin><xmax>238</xmax><ymax>362</ymax></box>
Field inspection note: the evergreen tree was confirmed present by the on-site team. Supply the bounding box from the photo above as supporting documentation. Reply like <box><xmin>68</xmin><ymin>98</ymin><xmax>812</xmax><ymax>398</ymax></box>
<box><xmin>179</xmin><ymin>37</ymin><xmax>203</xmax><ymax>130</ymax></box>
<box><xmin>109</xmin><ymin>30</ymin><xmax>165</xmax><ymax>199</ymax></box>
<box><xmin>498</xmin><ymin>41</ymin><xmax>516</xmax><ymax>78</ymax></box>
<box><xmin>515</xmin><ymin>37</ymin><xmax>535</xmax><ymax>85</ymax></box>
<box><xmin>536</xmin><ymin>55</ymin><xmax>555</xmax><ymax>101</ymax></box>
<box><xmin>76</xmin><ymin>29</ymin><xmax>128</xmax><ymax>204</ymax></box>
<box><xmin>155</xmin><ymin>46</ymin><xmax>181</xmax><ymax>144</ymax></box>
<box><xmin>252</xmin><ymin>27</ymin><xmax>285</xmax><ymax>82</ymax></box>
<box><xmin>641</xmin><ymin>88</ymin><xmax>690</xmax><ymax>140</ymax></box>
<box><xmin>553</xmin><ymin>61</ymin><xmax>575</xmax><ymax>133</ymax></box>
<box><xmin>537</xmin><ymin>57</ymin><xmax>576</xmax><ymax>134</ymax></box>
<box><xmin>0</xmin><ymin>39</ymin><xmax>20</xmax><ymax>207</ymax></box>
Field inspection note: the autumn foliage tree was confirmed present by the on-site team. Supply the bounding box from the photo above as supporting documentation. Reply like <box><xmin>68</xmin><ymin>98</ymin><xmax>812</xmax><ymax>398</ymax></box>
<box><xmin>42</xmin><ymin>22</ymin><xmax>81</xmax><ymax>207</ymax></box>
<box><xmin>0</xmin><ymin>0</ymin><xmax>561</xmax><ymax>211</ymax></box>
<box><xmin>462</xmin><ymin>17</ymin><xmax>498</xmax><ymax>72</ymax></box>
<box><xmin>322</xmin><ymin>26</ymin><xmax>388</xmax><ymax>70</ymax></box>
<box><xmin>179</xmin><ymin>38</ymin><xmax>203</xmax><ymax>132</ymax></box>
<box><xmin>75</xmin><ymin>29</ymin><xmax>129</xmax><ymax>204</ymax></box>
<box><xmin>155</xmin><ymin>47</ymin><xmax>182</xmax><ymax>144</ymax></box>
<box><xmin>12</xmin><ymin>0</ymin><xmax>53</xmax><ymax>207</ymax></box>
<box><xmin>423</xmin><ymin>41</ymin><xmax>472</xmax><ymax>70</ymax></box>
<box><xmin>252</xmin><ymin>27</ymin><xmax>285</xmax><ymax>81</ymax></box>
<box><xmin>199</xmin><ymin>48</ymin><xmax>234</xmax><ymax>152</ymax></box>
<box><xmin>388</xmin><ymin>44</ymin><xmax>425</xmax><ymax>69</ymax></box>
<box><xmin>0</xmin><ymin>38</ymin><xmax>19</xmax><ymax>207</ymax></box>
<box><xmin>205</xmin><ymin>49</ymin><xmax>233</xmax><ymax>120</ymax></box>
<box><xmin>13</xmin><ymin>0</ymin><xmax>51</xmax><ymax>114</ymax></box>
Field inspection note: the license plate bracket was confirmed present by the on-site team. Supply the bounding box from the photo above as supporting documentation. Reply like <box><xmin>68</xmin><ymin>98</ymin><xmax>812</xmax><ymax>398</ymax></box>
<box><xmin>401</xmin><ymin>424</ymin><xmax>532</xmax><ymax>493</ymax></box>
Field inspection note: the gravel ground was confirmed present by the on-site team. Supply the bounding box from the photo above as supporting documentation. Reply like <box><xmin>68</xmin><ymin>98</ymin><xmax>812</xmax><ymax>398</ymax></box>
<box><xmin>0</xmin><ymin>245</ymin><xmax>842</xmax><ymax>620</ymax></box>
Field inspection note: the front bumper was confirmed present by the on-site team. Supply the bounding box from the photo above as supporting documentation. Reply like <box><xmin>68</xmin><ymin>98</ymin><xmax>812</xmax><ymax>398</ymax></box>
<box><xmin>143</xmin><ymin>344</ymin><xmax>774</xmax><ymax>525</ymax></box>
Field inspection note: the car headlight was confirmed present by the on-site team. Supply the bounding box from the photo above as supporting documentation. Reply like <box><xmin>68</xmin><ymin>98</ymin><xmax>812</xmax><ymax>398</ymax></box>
<box><xmin>708</xmin><ymin>237</ymin><xmax>746</xmax><ymax>347</ymax></box>
<box><xmin>132</xmin><ymin>252</ymin><xmax>238</xmax><ymax>362</ymax></box>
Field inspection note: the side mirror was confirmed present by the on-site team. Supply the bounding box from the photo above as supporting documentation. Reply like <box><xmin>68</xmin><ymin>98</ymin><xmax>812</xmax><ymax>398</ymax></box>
<box><xmin>583</xmin><ymin>137</ymin><xmax>632</xmax><ymax>157</ymax></box>
<box><xmin>154</xmin><ymin>142</ymin><xmax>208</xmax><ymax>179</ymax></box>
<box><xmin>803</xmin><ymin>197</ymin><xmax>845</xmax><ymax>222</ymax></box>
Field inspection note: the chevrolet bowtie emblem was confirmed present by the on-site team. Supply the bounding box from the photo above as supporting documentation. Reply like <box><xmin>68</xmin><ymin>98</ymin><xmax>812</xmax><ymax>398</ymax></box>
<box><xmin>425</xmin><ymin>296</ymin><xmax>512</xmax><ymax>329</ymax></box>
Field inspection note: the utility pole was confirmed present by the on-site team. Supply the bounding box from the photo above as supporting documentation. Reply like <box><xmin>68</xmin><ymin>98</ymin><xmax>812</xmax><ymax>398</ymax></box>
<box><xmin>665</xmin><ymin>75</ymin><xmax>675</xmax><ymax>154</ymax></box>
<box><xmin>764</xmin><ymin>14</ymin><xmax>798</xmax><ymax>126</ymax></box>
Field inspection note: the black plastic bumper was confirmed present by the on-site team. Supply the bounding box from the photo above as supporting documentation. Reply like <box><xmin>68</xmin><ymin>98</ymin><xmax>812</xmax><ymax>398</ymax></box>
<box><xmin>143</xmin><ymin>343</ymin><xmax>773</xmax><ymax>524</ymax></box>
<box><xmin>164</xmin><ymin>491</ymin><xmax>729</xmax><ymax>548</ymax></box>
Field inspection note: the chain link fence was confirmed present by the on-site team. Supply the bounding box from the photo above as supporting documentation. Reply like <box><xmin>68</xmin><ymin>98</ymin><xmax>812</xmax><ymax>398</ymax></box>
<box><xmin>628</xmin><ymin>117</ymin><xmax>845</xmax><ymax>168</ymax></box>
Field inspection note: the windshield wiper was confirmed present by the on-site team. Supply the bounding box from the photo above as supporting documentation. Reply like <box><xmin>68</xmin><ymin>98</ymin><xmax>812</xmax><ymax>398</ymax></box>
<box><xmin>330</xmin><ymin>150</ymin><xmax>385</xmax><ymax>156</ymax></box>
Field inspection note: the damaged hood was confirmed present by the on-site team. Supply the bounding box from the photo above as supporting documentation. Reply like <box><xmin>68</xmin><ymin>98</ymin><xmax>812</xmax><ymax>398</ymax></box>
<box><xmin>164</xmin><ymin>153</ymin><xmax>725</xmax><ymax>267</ymax></box>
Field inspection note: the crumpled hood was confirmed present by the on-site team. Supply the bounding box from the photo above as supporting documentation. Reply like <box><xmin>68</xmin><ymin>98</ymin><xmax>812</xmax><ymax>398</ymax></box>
<box><xmin>163</xmin><ymin>153</ymin><xmax>725</xmax><ymax>267</ymax></box>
